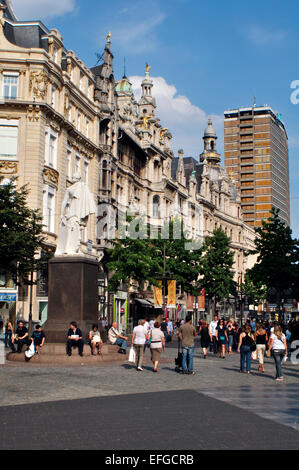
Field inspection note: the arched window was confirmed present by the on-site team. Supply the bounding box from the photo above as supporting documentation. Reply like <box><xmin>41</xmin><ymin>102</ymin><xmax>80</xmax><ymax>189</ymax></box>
<box><xmin>211</xmin><ymin>141</ymin><xmax>215</xmax><ymax>151</ymax></box>
<box><xmin>102</xmin><ymin>160</ymin><xmax>108</xmax><ymax>189</ymax></box>
<box><xmin>153</xmin><ymin>195</ymin><xmax>160</xmax><ymax>218</ymax></box>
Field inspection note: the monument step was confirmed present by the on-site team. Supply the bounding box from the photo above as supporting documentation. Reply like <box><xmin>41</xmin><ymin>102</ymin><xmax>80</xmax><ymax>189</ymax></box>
<box><xmin>40</xmin><ymin>343</ymin><xmax>121</xmax><ymax>355</ymax></box>
<box><xmin>6</xmin><ymin>351</ymin><xmax>128</xmax><ymax>364</ymax></box>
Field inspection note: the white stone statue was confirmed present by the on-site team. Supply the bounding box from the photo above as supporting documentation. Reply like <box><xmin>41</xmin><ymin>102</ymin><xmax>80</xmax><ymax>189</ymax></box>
<box><xmin>56</xmin><ymin>174</ymin><xmax>96</xmax><ymax>256</ymax></box>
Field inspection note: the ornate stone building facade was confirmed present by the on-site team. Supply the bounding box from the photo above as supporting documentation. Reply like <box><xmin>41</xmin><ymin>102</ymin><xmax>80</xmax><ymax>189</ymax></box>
<box><xmin>0</xmin><ymin>1</ymin><xmax>256</xmax><ymax>331</ymax></box>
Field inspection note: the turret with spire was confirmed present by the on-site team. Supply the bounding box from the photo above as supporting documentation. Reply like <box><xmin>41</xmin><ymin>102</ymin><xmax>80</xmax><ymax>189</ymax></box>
<box><xmin>200</xmin><ymin>118</ymin><xmax>221</xmax><ymax>165</ymax></box>
<box><xmin>138</xmin><ymin>64</ymin><xmax>156</xmax><ymax>117</ymax></box>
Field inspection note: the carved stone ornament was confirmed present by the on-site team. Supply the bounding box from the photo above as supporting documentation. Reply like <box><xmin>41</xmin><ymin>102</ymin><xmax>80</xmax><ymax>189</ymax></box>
<box><xmin>27</xmin><ymin>104</ymin><xmax>41</xmax><ymax>122</ymax></box>
<box><xmin>43</xmin><ymin>166</ymin><xmax>59</xmax><ymax>186</ymax></box>
<box><xmin>29</xmin><ymin>70</ymin><xmax>49</xmax><ymax>100</ymax></box>
<box><xmin>0</xmin><ymin>161</ymin><xmax>18</xmax><ymax>175</ymax></box>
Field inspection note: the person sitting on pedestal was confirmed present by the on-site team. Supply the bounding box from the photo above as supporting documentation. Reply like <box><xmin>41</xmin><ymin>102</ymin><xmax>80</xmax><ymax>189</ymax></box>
<box><xmin>89</xmin><ymin>324</ymin><xmax>103</xmax><ymax>355</ymax></box>
<box><xmin>108</xmin><ymin>322</ymin><xmax>128</xmax><ymax>354</ymax></box>
<box><xmin>31</xmin><ymin>324</ymin><xmax>46</xmax><ymax>353</ymax></box>
<box><xmin>11</xmin><ymin>321</ymin><xmax>31</xmax><ymax>353</ymax></box>
<box><xmin>66</xmin><ymin>322</ymin><xmax>84</xmax><ymax>357</ymax></box>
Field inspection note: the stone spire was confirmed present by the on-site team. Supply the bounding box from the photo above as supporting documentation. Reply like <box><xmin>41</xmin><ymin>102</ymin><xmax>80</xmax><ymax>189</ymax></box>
<box><xmin>138</xmin><ymin>64</ymin><xmax>156</xmax><ymax>117</ymax></box>
<box><xmin>199</xmin><ymin>118</ymin><xmax>221</xmax><ymax>165</ymax></box>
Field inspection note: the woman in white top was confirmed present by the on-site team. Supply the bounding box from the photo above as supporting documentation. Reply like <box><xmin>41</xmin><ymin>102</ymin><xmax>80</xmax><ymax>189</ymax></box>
<box><xmin>89</xmin><ymin>324</ymin><xmax>103</xmax><ymax>355</ymax></box>
<box><xmin>150</xmin><ymin>321</ymin><xmax>166</xmax><ymax>373</ymax></box>
<box><xmin>268</xmin><ymin>325</ymin><xmax>288</xmax><ymax>381</ymax></box>
<box><xmin>131</xmin><ymin>319</ymin><xmax>148</xmax><ymax>371</ymax></box>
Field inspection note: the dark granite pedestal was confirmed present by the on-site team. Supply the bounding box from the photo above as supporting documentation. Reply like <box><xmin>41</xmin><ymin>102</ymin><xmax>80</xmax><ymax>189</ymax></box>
<box><xmin>45</xmin><ymin>255</ymin><xmax>99</xmax><ymax>343</ymax></box>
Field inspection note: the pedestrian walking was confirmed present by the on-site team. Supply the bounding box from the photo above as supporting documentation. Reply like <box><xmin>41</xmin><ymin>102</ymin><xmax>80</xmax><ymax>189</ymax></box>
<box><xmin>209</xmin><ymin>314</ymin><xmax>219</xmax><ymax>355</ymax></box>
<box><xmin>199</xmin><ymin>320</ymin><xmax>210</xmax><ymax>358</ymax></box>
<box><xmin>238</xmin><ymin>325</ymin><xmax>255</xmax><ymax>374</ymax></box>
<box><xmin>226</xmin><ymin>318</ymin><xmax>235</xmax><ymax>354</ymax></box>
<box><xmin>131</xmin><ymin>319</ymin><xmax>148</xmax><ymax>371</ymax></box>
<box><xmin>161</xmin><ymin>318</ymin><xmax>170</xmax><ymax>343</ymax></box>
<box><xmin>167</xmin><ymin>318</ymin><xmax>174</xmax><ymax>341</ymax></box>
<box><xmin>4</xmin><ymin>319</ymin><xmax>13</xmax><ymax>348</ymax></box>
<box><xmin>268</xmin><ymin>325</ymin><xmax>288</xmax><ymax>382</ymax></box>
<box><xmin>216</xmin><ymin>319</ymin><xmax>228</xmax><ymax>359</ymax></box>
<box><xmin>150</xmin><ymin>321</ymin><xmax>166</xmax><ymax>372</ymax></box>
<box><xmin>178</xmin><ymin>315</ymin><xmax>197</xmax><ymax>375</ymax></box>
<box><xmin>255</xmin><ymin>323</ymin><xmax>268</xmax><ymax>373</ymax></box>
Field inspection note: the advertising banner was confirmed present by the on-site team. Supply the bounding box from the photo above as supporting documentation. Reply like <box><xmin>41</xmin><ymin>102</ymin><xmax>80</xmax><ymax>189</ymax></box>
<box><xmin>186</xmin><ymin>294</ymin><xmax>194</xmax><ymax>311</ymax></box>
<box><xmin>154</xmin><ymin>281</ymin><xmax>163</xmax><ymax>307</ymax></box>
<box><xmin>198</xmin><ymin>289</ymin><xmax>205</xmax><ymax>311</ymax></box>
<box><xmin>167</xmin><ymin>280</ymin><xmax>176</xmax><ymax>307</ymax></box>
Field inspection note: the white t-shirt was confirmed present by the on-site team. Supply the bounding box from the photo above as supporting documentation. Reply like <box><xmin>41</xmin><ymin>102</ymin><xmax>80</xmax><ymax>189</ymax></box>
<box><xmin>133</xmin><ymin>325</ymin><xmax>147</xmax><ymax>345</ymax></box>
<box><xmin>271</xmin><ymin>333</ymin><xmax>286</xmax><ymax>350</ymax></box>
<box><xmin>143</xmin><ymin>321</ymin><xmax>149</xmax><ymax>334</ymax></box>
<box><xmin>209</xmin><ymin>321</ymin><xmax>218</xmax><ymax>337</ymax></box>
<box><xmin>150</xmin><ymin>328</ymin><xmax>165</xmax><ymax>349</ymax></box>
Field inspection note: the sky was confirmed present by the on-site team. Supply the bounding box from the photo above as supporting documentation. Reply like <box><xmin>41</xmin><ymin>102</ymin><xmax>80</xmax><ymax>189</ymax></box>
<box><xmin>11</xmin><ymin>0</ymin><xmax>299</xmax><ymax>236</ymax></box>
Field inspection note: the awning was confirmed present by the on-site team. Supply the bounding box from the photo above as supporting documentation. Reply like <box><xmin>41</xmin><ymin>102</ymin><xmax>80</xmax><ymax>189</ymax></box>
<box><xmin>135</xmin><ymin>299</ymin><xmax>154</xmax><ymax>307</ymax></box>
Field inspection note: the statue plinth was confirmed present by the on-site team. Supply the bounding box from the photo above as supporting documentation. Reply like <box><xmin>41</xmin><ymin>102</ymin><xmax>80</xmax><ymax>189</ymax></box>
<box><xmin>45</xmin><ymin>255</ymin><xmax>99</xmax><ymax>343</ymax></box>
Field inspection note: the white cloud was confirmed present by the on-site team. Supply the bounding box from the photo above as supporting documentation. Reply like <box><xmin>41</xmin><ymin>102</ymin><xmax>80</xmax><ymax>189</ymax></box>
<box><xmin>12</xmin><ymin>0</ymin><xmax>77</xmax><ymax>20</ymax></box>
<box><xmin>130</xmin><ymin>75</ymin><xmax>224</xmax><ymax>157</ymax></box>
<box><xmin>244</xmin><ymin>25</ymin><xmax>287</xmax><ymax>46</ymax></box>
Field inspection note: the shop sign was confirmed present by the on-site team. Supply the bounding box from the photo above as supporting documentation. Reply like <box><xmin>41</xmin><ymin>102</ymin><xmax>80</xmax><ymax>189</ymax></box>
<box><xmin>0</xmin><ymin>293</ymin><xmax>17</xmax><ymax>301</ymax></box>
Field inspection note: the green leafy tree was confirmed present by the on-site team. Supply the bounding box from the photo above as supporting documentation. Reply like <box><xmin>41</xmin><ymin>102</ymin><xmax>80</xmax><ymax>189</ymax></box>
<box><xmin>0</xmin><ymin>178</ymin><xmax>46</xmax><ymax>283</ymax></box>
<box><xmin>150</xmin><ymin>218</ymin><xmax>202</xmax><ymax>294</ymax></box>
<box><xmin>242</xmin><ymin>274</ymin><xmax>267</xmax><ymax>308</ymax></box>
<box><xmin>248</xmin><ymin>208</ymin><xmax>299</xmax><ymax>306</ymax></box>
<box><xmin>199</xmin><ymin>227</ymin><xmax>235</xmax><ymax>313</ymax></box>
<box><xmin>106</xmin><ymin>216</ymin><xmax>202</xmax><ymax>294</ymax></box>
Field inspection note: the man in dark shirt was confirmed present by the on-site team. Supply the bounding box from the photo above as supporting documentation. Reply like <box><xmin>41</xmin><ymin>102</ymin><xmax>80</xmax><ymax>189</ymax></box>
<box><xmin>178</xmin><ymin>315</ymin><xmax>197</xmax><ymax>375</ymax></box>
<box><xmin>31</xmin><ymin>324</ymin><xmax>46</xmax><ymax>353</ymax></box>
<box><xmin>66</xmin><ymin>321</ymin><xmax>84</xmax><ymax>356</ymax></box>
<box><xmin>11</xmin><ymin>321</ymin><xmax>31</xmax><ymax>353</ymax></box>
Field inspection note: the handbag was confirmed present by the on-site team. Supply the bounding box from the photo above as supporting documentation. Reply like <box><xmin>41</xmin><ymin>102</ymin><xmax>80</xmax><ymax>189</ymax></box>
<box><xmin>251</xmin><ymin>350</ymin><xmax>257</xmax><ymax>360</ymax></box>
<box><xmin>128</xmin><ymin>347</ymin><xmax>136</xmax><ymax>363</ymax></box>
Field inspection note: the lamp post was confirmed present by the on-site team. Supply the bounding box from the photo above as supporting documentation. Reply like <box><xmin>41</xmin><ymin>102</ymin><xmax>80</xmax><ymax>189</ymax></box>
<box><xmin>155</xmin><ymin>241</ymin><xmax>174</xmax><ymax>317</ymax></box>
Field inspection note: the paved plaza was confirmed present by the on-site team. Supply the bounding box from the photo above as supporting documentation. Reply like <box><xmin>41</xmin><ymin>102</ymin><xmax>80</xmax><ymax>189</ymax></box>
<box><xmin>0</xmin><ymin>340</ymin><xmax>299</xmax><ymax>450</ymax></box>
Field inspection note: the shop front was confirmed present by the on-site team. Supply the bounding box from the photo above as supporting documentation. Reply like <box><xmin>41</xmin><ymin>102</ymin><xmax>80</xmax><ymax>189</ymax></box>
<box><xmin>0</xmin><ymin>274</ymin><xmax>18</xmax><ymax>334</ymax></box>
<box><xmin>113</xmin><ymin>291</ymin><xmax>128</xmax><ymax>334</ymax></box>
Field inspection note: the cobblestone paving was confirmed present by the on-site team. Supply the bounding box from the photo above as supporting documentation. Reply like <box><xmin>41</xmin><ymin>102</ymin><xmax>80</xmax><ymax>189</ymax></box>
<box><xmin>1</xmin><ymin>345</ymin><xmax>298</xmax><ymax>407</ymax></box>
<box><xmin>1</xmin><ymin>344</ymin><xmax>299</xmax><ymax>450</ymax></box>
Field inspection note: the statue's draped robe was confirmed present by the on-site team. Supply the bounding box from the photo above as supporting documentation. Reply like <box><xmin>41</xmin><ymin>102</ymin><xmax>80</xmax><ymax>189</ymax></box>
<box><xmin>56</xmin><ymin>182</ymin><xmax>96</xmax><ymax>255</ymax></box>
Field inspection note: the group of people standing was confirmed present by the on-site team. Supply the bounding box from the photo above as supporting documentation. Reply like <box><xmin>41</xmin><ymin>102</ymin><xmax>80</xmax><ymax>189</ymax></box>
<box><xmin>199</xmin><ymin>314</ymin><xmax>290</xmax><ymax>381</ymax></box>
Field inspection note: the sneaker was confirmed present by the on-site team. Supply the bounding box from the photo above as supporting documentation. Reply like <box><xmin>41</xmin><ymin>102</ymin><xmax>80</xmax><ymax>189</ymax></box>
<box><xmin>188</xmin><ymin>371</ymin><xmax>196</xmax><ymax>375</ymax></box>
<box><xmin>137</xmin><ymin>367</ymin><xmax>143</xmax><ymax>371</ymax></box>
<box><xmin>276</xmin><ymin>377</ymin><xmax>284</xmax><ymax>382</ymax></box>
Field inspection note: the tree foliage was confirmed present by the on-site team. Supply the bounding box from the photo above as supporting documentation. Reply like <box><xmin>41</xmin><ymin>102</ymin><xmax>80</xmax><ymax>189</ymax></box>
<box><xmin>106</xmin><ymin>217</ymin><xmax>202</xmax><ymax>293</ymax></box>
<box><xmin>199</xmin><ymin>227</ymin><xmax>236</xmax><ymax>303</ymax></box>
<box><xmin>248</xmin><ymin>208</ymin><xmax>299</xmax><ymax>301</ymax></box>
<box><xmin>242</xmin><ymin>274</ymin><xmax>267</xmax><ymax>307</ymax></box>
<box><xmin>0</xmin><ymin>178</ymin><xmax>46</xmax><ymax>283</ymax></box>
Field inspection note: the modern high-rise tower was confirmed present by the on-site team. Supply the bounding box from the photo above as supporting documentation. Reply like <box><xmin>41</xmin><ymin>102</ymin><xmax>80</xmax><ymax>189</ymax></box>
<box><xmin>224</xmin><ymin>106</ymin><xmax>290</xmax><ymax>228</ymax></box>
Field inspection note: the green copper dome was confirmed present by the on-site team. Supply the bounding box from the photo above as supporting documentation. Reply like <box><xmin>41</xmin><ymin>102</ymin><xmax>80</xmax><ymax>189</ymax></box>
<box><xmin>115</xmin><ymin>76</ymin><xmax>133</xmax><ymax>95</ymax></box>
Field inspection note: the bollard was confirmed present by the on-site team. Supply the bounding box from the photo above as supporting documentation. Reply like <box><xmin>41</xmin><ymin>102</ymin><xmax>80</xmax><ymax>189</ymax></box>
<box><xmin>0</xmin><ymin>341</ymin><xmax>5</xmax><ymax>365</ymax></box>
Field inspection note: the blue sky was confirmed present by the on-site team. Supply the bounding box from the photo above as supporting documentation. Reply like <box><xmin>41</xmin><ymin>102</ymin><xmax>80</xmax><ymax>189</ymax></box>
<box><xmin>12</xmin><ymin>0</ymin><xmax>299</xmax><ymax>235</ymax></box>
